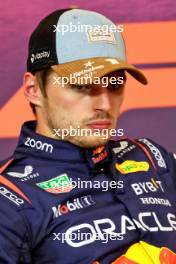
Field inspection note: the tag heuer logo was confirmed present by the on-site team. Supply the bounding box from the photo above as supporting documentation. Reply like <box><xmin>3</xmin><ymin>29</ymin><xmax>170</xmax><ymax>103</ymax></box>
<box><xmin>36</xmin><ymin>174</ymin><xmax>73</xmax><ymax>194</ymax></box>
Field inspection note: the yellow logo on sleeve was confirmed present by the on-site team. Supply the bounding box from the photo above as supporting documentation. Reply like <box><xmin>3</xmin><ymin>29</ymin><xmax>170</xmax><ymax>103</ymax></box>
<box><xmin>115</xmin><ymin>160</ymin><xmax>149</xmax><ymax>174</ymax></box>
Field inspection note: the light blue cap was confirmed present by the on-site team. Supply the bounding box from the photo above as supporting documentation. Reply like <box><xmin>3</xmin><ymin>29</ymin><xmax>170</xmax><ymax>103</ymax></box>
<box><xmin>51</xmin><ymin>9</ymin><xmax>147</xmax><ymax>85</ymax></box>
<box><xmin>56</xmin><ymin>9</ymin><xmax>126</xmax><ymax>63</ymax></box>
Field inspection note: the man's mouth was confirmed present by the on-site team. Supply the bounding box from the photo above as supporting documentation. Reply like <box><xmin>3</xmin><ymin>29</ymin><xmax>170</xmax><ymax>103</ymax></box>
<box><xmin>86</xmin><ymin>120</ymin><xmax>112</xmax><ymax>130</ymax></box>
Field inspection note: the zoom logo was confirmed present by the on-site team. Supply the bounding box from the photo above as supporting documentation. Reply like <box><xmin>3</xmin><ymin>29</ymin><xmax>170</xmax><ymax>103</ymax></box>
<box><xmin>24</xmin><ymin>137</ymin><xmax>53</xmax><ymax>153</ymax></box>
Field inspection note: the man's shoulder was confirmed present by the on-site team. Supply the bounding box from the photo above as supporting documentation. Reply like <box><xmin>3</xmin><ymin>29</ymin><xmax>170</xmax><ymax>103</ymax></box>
<box><xmin>109</xmin><ymin>137</ymin><xmax>168</xmax><ymax>155</ymax></box>
<box><xmin>0</xmin><ymin>156</ymin><xmax>33</xmax><ymax>209</ymax></box>
<box><xmin>0</xmin><ymin>156</ymin><xmax>13</xmax><ymax>168</ymax></box>
<box><xmin>109</xmin><ymin>137</ymin><xmax>175</xmax><ymax>172</ymax></box>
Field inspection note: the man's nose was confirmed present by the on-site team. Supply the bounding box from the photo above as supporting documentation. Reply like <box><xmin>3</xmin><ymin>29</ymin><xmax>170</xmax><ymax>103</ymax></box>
<box><xmin>93</xmin><ymin>90</ymin><xmax>111</xmax><ymax>112</ymax></box>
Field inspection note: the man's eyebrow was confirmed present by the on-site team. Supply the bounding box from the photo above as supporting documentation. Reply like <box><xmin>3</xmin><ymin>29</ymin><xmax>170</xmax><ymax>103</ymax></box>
<box><xmin>68</xmin><ymin>83</ymin><xmax>85</xmax><ymax>88</ymax></box>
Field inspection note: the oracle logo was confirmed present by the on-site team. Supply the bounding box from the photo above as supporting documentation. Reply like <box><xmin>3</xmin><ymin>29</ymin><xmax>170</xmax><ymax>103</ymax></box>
<box><xmin>65</xmin><ymin>218</ymin><xmax>123</xmax><ymax>247</ymax></box>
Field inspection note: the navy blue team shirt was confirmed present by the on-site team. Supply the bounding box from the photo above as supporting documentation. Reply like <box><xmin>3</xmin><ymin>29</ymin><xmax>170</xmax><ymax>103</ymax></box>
<box><xmin>0</xmin><ymin>121</ymin><xmax>176</xmax><ymax>263</ymax></box>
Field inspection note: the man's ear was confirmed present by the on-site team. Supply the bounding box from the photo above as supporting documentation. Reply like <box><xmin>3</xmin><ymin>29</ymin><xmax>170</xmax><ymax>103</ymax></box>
<box><xmin>23</xmin><ymin>72</ymin><xmax>43</xmax><ymax>107</ymax></box>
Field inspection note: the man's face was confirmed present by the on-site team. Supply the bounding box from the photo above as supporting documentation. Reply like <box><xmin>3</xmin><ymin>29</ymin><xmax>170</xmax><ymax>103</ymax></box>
<box><xmin>37</xmin><ymin>70</ymin><xmax>126</xmax><ymax>148</ymax></box>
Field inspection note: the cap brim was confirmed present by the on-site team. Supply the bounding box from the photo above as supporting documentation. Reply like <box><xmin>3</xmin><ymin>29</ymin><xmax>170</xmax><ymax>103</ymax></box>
<box><xmin>51</xmin><ymin>57</ymin><xmax>148</xmax><ymax>86</ymax></box>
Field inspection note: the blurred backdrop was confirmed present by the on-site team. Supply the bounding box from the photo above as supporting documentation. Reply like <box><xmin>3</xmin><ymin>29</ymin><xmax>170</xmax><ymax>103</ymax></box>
<box><xmin>0</xmin><ymin>0</ymin><xmax>176</xmax><ymax>160</ymax></box>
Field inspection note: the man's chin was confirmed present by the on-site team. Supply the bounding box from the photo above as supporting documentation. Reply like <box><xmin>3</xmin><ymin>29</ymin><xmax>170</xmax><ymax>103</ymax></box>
<box><xmin>69</xmin><ymin>136</ymin><xmax>110</xmax><ymax>149</ymax></box>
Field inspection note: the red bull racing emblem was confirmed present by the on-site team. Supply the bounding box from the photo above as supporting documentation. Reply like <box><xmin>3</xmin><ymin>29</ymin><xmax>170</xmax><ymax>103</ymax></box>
<box><xmin>92</xmin><ymin>146</ymin><xmax>108</xmax><ymax>164</ymax></box>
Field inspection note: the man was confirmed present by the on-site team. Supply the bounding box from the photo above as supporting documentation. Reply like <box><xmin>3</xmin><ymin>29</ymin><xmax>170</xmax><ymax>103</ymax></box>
<box><xmin>0</xmin><ymin>8</ymin><xmax>176</xmax><ymax>264</ymax></box>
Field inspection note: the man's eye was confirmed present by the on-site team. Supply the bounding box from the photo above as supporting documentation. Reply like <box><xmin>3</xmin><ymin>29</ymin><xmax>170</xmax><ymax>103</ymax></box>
<box><xmin>108</xmin><ymin>83</ymin><xmax>124</xmax><ymax>91</ymax></box>
<box><xmin>72</xmin><ymin>85</ymin><xmax>91</xmax><ymax>92</ymax></box>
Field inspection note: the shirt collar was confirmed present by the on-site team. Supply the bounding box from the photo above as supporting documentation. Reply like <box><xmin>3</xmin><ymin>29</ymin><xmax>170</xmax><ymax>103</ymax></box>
<box><xmin>15</xmin><ymin>121</ymin><xmax>112</xmax><ymax>168</ymax></box>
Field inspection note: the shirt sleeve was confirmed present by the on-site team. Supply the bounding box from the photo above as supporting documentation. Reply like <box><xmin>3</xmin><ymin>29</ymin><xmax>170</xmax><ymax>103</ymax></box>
<box><xmin>137</xmin><ymin>138</ymin><xmax>176</xmax><ymax>183</ymax></box>
<box><xmin>168</xmin><ymin>152</ymin><xmax>176</xmax><ymax>180</ymax></box>
<box><xmin>0</xmin><ymin>193</ymin><xmax>31</xmax><ymax>263</ymax></box>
